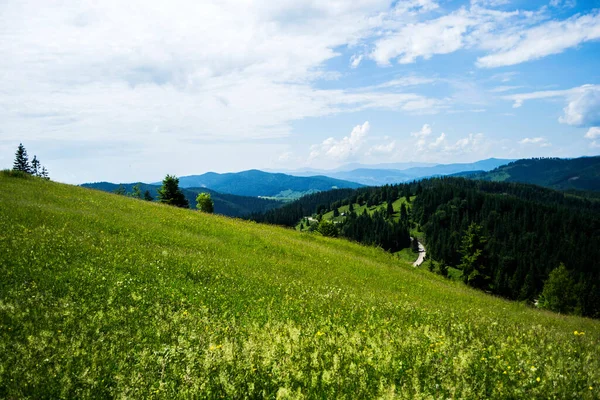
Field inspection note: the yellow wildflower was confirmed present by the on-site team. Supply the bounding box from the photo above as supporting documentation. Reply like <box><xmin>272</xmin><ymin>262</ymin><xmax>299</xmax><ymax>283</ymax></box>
<box><xmin>536</xmin><ymin>377</ymin><xmax>540</xmax><ymax>382</ymax></box>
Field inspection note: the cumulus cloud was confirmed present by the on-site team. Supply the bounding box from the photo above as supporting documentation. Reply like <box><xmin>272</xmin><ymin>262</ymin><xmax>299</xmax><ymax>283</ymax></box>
<box><xmin>429</xmin><ymin>132</ymin><xmax>447</xmax><ymax>149</ymax></box>
<box><xmin>504</xmin><ymin>85</ymin><xmax>600</xmax><ymax>128</ymax></box>
<box><xmin>585</xmin><ymin>127</ymin><xmax>600</xmax><ymax>140</ymax></box>
<box><xmin>519</xmin><ymin>137</ymin><xmax>552</xmax><ymax>147</ymax></box>
<box><xmin>367</xmin><ymin>141</ymin><xmax>397</xmax><ymax>156</ymax></box>
<box><xmin>559</xmin><ymin>86</ymin><xmax>600</xmax><ymax>127</ymax></box>
<box><xmin>411</xmin><ymin>124</ymin><xmax>433</xmax><ymax>150</ymax></box>
<box><xmin>446</xmin><ymin>133</ymin><xmax>486</xmax><ymax>153</ymax></box>
<box><xmin>309</xmin><ymin>121</ymin><xmax>370</xmax><ymax>162</ymax></box>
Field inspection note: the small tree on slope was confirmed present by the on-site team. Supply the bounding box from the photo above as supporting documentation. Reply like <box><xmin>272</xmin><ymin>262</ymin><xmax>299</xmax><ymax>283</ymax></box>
<box><xmin>158</xmin><ymin>175</ymin><xmax>189</xmax><ymax>208</ymax></box>
<box><xmin>196</xmin><ymin>192</ymin><xmax>214</xmax><ymax>213</ymax></box>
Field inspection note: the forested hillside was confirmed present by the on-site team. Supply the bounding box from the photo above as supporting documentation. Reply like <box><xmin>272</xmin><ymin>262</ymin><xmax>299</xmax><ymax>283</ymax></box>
<box><xmin>412</xmin><ymin>178</ymin><xmax>600</xmax><ymax>317</ymax></box>
<box><xmin>461</xmin><ymin>156</ymin><xmax>600</xmax><ymax>192</ymax></box>
<box><xmin>82</xmin><ymin>182</ymin><xmax>282</xmax><ymax>217</ymax></box>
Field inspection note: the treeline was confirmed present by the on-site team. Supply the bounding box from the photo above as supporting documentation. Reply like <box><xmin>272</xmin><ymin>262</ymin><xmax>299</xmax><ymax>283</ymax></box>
<box><xmin>412</xmin><ymin>177</ymin><xmax>600</xmax><ymax>317</ymax></box>
<box><xmin>12</xmin><ymin>143</ymin><xmax>50</xmax><ymax>179</ymax></box>
<box><xmin>249</xmin><ymin>189</ymin><xmax>356</xmax><ymax>226</ymax></box>
<box><xmin>338</xmin><ymin>209</ymin><xmax>410</xmax><ymax>252</ymax></box>
<box><xmin>249</xmin><ymin>184</ymin><xmax>415</xmax><ymax>252</ymax></box>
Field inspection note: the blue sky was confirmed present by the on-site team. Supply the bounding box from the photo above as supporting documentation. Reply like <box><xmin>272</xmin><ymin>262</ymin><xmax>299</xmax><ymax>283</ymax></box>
<box><xmin>0</xmin><ymin>0</ymin><xmax>599</xmax><ymax>183</ymax></box>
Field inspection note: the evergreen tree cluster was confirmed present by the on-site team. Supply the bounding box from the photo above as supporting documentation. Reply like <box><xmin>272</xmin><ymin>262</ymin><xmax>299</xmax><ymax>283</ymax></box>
<box><xmin>250</xmin><ymin>183</ymin><xmax>416</xmax><ymax>253</ymax></box>
<box><xmin>412</xmin><ymin>177</ymin><xmax>600</xmax><ymax>317</ymax></box>
<box><xmin>12</xmin><ymin>143</ymin><xmax>49</xmax><ymax>179</ymax></box>
<box><xmin>340</xmin><ymin>209</ymin><xmax>410</xmax><ymax>252</ymax></box>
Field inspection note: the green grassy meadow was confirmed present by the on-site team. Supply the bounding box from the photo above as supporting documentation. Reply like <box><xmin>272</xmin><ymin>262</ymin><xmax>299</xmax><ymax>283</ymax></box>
<box><xmin>1</xmin><ymin>172</ymin><xmax>599</xmax><ymax>398</ymax></box>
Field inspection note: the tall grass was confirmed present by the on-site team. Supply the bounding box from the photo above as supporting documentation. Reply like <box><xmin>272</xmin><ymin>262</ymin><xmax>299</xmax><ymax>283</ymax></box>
<box><xmin>1</xmin><ymin>171</ymin><xmax>598</xmax><ymax>398</ymax></box>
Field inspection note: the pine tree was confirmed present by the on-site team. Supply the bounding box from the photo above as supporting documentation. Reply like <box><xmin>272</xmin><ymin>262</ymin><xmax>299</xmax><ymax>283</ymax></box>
<box><xmin>158</xmin><ymin>175</ymin><xmax>189</xmax><ymax>208</ymax></box>
<box><xmin>41</xmin><ymin>166</ymin><xmax>49</xmax><ymax>180</ymax></box>
<box><xmin>13</xmin><ymin>143</ymin><xmax>31</xmax><ymax>173</ymax></box>
<box><xmin>386</xmin><ymin>201</ymin><xmax>394</xmax><ymax>218</ymax></box>
<box><xmin>459</xmin><ymin>223</ymin><xmax>490</xmax><ymax>290</ymax></box>
<box><xmin>143</xmin><ymin>190</ymin><xmax>154</xmax><ymax>201</ymax></box>
<box><xmin>31</xmin><ymin>156</ymin><xmax>40</xmax><ymax>176</ymax></box>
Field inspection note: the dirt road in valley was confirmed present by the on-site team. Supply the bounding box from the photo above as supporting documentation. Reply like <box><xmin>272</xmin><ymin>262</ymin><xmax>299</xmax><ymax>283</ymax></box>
<box><xmin>413</xmin><ymin>241</ymin><xmax>426</xmax><ymax>267</ymax></box>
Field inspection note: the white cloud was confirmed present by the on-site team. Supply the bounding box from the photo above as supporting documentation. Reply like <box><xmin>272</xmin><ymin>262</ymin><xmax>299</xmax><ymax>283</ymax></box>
<box><xmin>411</xmin><ymin>124</ymin><xmax>433</xmax><ymax>138</ymax></box>
<box><xmin>559</xmin><ymin>86</ymin><xmax>600</xmax><ymax>127</ymax></box>
<box><xmin>411</xmin><ymin>124</ymin><xmax>433</xmax><ymax>150</ymax></box>
<box><xmin>370</xmin><ymin>2</ymin><xmax>599</xmax><ymax>69</ymax></box>
<box><xmin>447</xmin><ymin>133</ymin><xmax>486</xmax><ymax>153</ymax></box>
<box><xmin>0</xmin><ymin>0</ymin><xmax>454</xmax><ymax>181</ymax></box>
<box><xmin>309</xmin><ymin>121</ymin><xmax>370</xmax><ymax>162</ymax></box>
<box><xmin>585</xmin><ymin>127</ymin><xmax>600</xmax><ymax>140</ymax></box>
<box><xmin>519</xmin><ymin>137</ymin><xmax>552</xmax><ymax>147</ymax></box>
<box><xmin>503</xmin><ymin>84</ymin><xmax>600</xmax><ymax>129</ymax></box>
<box><xmin>350</xmin><ymin>54</ymin><xmax>364</xmax><ymax>68</ymax></box>
<box><xmin>367</xmin><ymin>141</ymin><xmax>396</xmax><ymax>155</ymax></box>
<box><xmin>489</xmin><ymin>85</ymin><xmax>523</xmax><ymax>93</ymax></box>
<box><xmin>429</xmin><ymin>132</ymin><xmax>447</xmax><ymax>149</ymax></box>
<box><xmin>393</xmin><ymin>0</ymin><xmax>440</xmax><ymax>15</ymax></box>
<box><xmin>550</xmin><ymin>0</ymin><xmax>577</xmax><ymax>9</ymax></box>
<box><xmin>371</xmin><ymin>9</ymin><xmax>477</xmax><ymax>65</ymax></box>
<box><xmin>477</xmin><ymin>11</ymin><xmax>600</xmax><ymax>68</ymax></box>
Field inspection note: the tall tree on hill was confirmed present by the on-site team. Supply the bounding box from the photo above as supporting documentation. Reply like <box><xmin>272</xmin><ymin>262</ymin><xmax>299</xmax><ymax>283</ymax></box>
<box><xmin>386</xmin><ymin>201</ymin><xmax>394</xmax><ymax>218</ymax></box>
<box><xmin>158</xmin><ymin>175</ymin><xmax>189</xmax><ymax>208</ymax></box>
<box><xmin>13</xmin><ymin>143</ymin><xmax>31</xmax><ymax>173</ymax></box>
<box><xmin>31</xmin><ymin>156</ymin><xmax>40</xmax><ymax>176</ymax></box>
<box><xmin>539</xmin><ymin>264</ymin><xmax>577</xmax><ymax>314</ymax></box>
<box><xmin>459</xmin><ymin>223</ymin><xmax>490</xmax><ymax>290</ymax></box>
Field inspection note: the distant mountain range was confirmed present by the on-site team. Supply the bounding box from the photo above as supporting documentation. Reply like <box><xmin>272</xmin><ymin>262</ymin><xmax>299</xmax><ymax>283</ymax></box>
<box><xmin>277</xmin><ymin>158</ymin><xmax>514</xmax><ymax>186</ymax></box>
<box><xmin>81</xmin><ymin>182</ymin><xmax>282</xmax><ymax>217</ymax></box>
<box><xmin>454</xmin><ymin>156</ymin><xmax>600</xmax><ymax>193</ymax></box>
<box><xmin>154</xmin><ymin>169</ymin><xmax>364</xmax><ymax>197</ymax></box>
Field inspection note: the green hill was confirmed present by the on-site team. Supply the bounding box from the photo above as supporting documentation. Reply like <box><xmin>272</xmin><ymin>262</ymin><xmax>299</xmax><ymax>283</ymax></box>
<box><xmin>1</xmin><ymin>171</ymin><xmax>599</xmax><ymax>399</ymax></box>
<box><xmin>81</xmin><ymin>181</ymin><xmax>283</xmax><ymax>217</ymax></box>
<box><xmin>460</xmin><ymin>156</ymin><xmax>600</xmax><ymax>192</ymax></box>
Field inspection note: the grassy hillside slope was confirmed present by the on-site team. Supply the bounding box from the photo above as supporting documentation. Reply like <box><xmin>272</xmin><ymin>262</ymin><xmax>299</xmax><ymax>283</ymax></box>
<box><xmin>1</xmin><ymin>171</ymin><xmax>599</xmax><ymax>399</ymax></box>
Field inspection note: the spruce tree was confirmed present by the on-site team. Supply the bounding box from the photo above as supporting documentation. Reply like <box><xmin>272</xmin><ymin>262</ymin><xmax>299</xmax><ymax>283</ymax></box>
<box><xmin>31</xmin><ymin>156</ymin><xmax>40</xmax><ymax>176</ymax></box>
<box><xmin>158</xmin><ymin>175</ymin><xmax>189</xmax><ymax>208</ymax></box>
<box><xmin>143</xmin><ymin>190</ymin><xmax>154</xmax><ymax>201</ymax></box>
<box><xmin>41</xmin><ymin>166</ymin><xmax>49</xmax><ymax>180</ymax></box>
<box><xmin>13</xmin><ymin>143</ymin><xmax>31</xmax><ymax>173</ymax></box>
